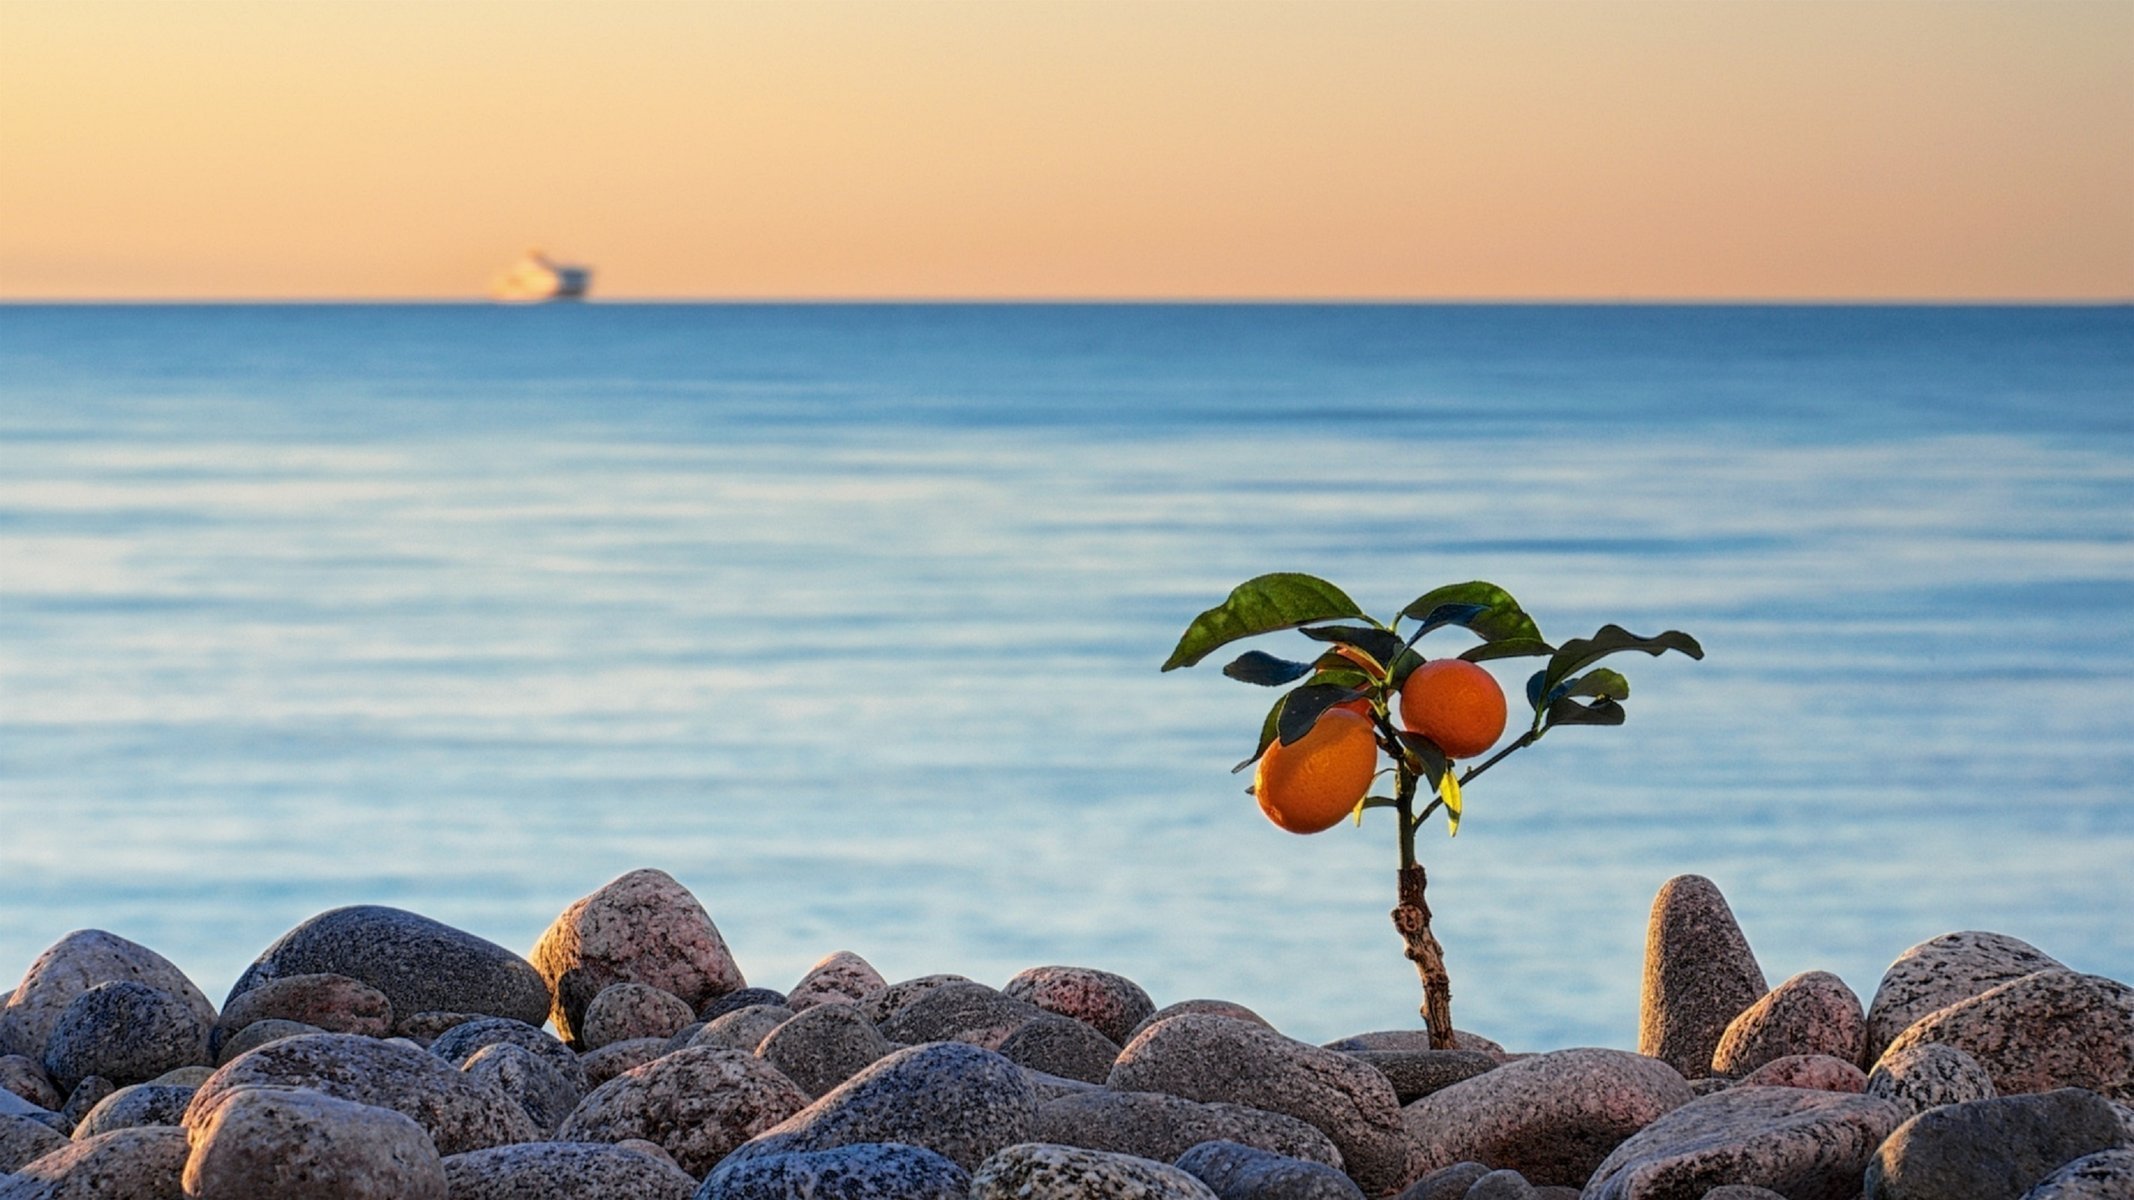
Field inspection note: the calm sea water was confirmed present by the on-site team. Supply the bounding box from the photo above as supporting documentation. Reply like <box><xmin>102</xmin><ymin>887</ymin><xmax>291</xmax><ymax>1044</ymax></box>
<box><xmin>2</xmin><ymin>303</ymin><xmax>2129</xmax><ymax>1050</ymax></box>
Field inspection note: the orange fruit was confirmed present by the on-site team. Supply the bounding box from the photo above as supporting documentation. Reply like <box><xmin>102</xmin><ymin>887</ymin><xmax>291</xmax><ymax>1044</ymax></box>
<box><xmin>1398</xmin><ymin>659</ymin><xmax>1506</xmax><ymax>759</ymax></box>
<box><xmin>1333</xmin><ymin>697</ymin><xmax>1374</xmax><ymax>717</ymax></box>
<box><xmin>1254</xmin><ymin>708</ymin><xmax>1379</xmax><ymax>834</ymax></box>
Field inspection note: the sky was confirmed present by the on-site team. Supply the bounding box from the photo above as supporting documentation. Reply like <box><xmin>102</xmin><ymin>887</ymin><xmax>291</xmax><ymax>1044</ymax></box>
<box><xmin>1</xmin><ymin>0</ymin><xmax>2128</xmax><ymax>301</ymax></box>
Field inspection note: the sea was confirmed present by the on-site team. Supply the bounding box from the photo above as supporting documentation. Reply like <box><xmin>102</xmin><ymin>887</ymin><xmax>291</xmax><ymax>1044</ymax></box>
<box><xmin>1</xmin><ymin>302</ymin><xmax>2129</xmax><ymax>1051</ymax></box>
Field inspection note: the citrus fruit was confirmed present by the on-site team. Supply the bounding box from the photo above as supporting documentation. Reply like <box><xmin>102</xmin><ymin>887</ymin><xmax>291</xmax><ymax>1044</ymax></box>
<box><xmin>1254</xmin><ymin>707</ymin><xmax>1379</xmax><ymax>834</ymax></box>
<box><xmin>1398</xmin><ymin>659</ymin><xmax>1506</xmax><ymax>759</ymax></box>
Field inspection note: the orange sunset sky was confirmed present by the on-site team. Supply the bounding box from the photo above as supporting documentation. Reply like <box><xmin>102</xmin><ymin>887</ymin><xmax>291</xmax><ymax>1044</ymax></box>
<box><xmin>1</xmin><ymin>0</ymin><xmax>2129</xmax><ymax>301</ymax></box>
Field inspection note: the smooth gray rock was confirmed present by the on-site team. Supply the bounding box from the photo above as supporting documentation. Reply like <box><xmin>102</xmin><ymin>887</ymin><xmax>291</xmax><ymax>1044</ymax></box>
<box><xmin>755</xmin><ymin>1003</ymin><xmax>894</xmax><ymax>1098</ymax></box>
<box><xmin>1111</xmin><ymin>1014</ymin><xmax>1409</xmax><ymax>1196</ymax></box>
<box><xmin>1736</xmin><ymin>1053</ymin><xmax>1868</xmax><ymax>1093</ymax></box>
<box><xmin>1175</xmin><ymin>1138</ymin><xmax>1365</xmax><ymax>1199</ymax></box>
<box><xmin>182</xmin><ymin>1085</ymin><xmax>446</xmax><ymax>1199</ymax></box>
<box><xmin>1036</xmin><ymin>1089</ymin><xmax>1344</xmax><ymax>1168</ymax></box>
<box><xmin>1638</xmin><ymin>875</ymin><xmax>1767</xmax><ymax>1081</ymax></box>
<box><xmin>1866</xmin><ymin>932</ymin><xmax>2063</xmax><ymax>1061</ymax></box>
<box><xmin>784</xmin><ymin>953</ymin><xmax>887</xmax><ymax>1014</ymax></box>
<box><xmin>1865</xmin><ymin>1088</ymin><xmax>2129</xmax><ymax>1200</ymax></box>
<box><xmin>0</xmin><ymin>1116</ymin><xmax>67</xmax><ymax>1173</ymax></box>
<box><xmin>215</xmin><ymin>1018</ymin><xmax>324</xmax><ymax>1065</ymax></box>
<box><xmin>0</xmin><ymin>1125</ymin><xmax>187</xmax><ymax>1199</ymax></box>
<box><xmin>428</xmin><ymin>1016</ymin><xmax>589</xmax><ymax>1095</ymax></box>
<box><xmin>876</xmin><ymin>982</ymin><xmax>1049</xmax><ymax>1050</ymax></box>
<box><xmin>1878</xmin><ymin>969</ymin><xmax>2134</xmax><ymax>1098</ymax></box>
<box><xmin>693</xmin><ymin>1005</ymin><xmax>798</xmax><ymax>1054</ymax></box>
<box><xmin>1126</xmin><ymin>1001</ymin><xmax>1272</xmax><ymax>1044</ymax></box>
<box><xmin>1583</xmin><ymin>1084</ymin><xmax>1905</xmax><ymax>1200</ymax></box>
<box><xmin>856</xmin><ymin>975</ymin><xmax>971</xmax><ymax>1025</ymax></box>
<box><xmin>462</xmin><ymin>1041</ymin><xmax>583</xmax><ymax>1137</ymax></box>
<box><xmin>531</xmin><ymin>868</ymin><xmax>747</xmax><ymax>1046</ymax></box>
<box><xmin>701</xmin><ymin>988</ymin><xmax>790</xmax><ymax>1022</ymax></box>
<box><xmin>998</xmin><ymin>1013</ymin><xmax>1121</xmax><ymax>1084</ymax></box>
<box><xmin>209</xmin><ymin>971</ymin><xmax>392</xmax><ymax>1054</ymax></box>
<box><xmin>442</xmin><ymin>1140</ymin><xmax>699</xmax><ymax>1199</ymax></box>
<box><xmin>41</xmin><ymin>983</ymin><xmax>208</xmax><ymax>1095</ymax></box>
<box><xmin>56</xmin><ymin>1078</ymin><xmax>110</xmax><ymax>1131</ymax></box>
<box><xmin>223</xmin><ymin>906</ymin><xmax>549</xmax><ymax>1035</ymax></box>
<box><xmin>1403</xmin><ymin>1047</ymin><xmax>1692</xmax><ymax>1187</ymax></box>
<box><xmin>581</xmin><ymin>1037</ymin><xmax>670</xmax><ymax>1088</ymax></box>
<box><xmin>722</xmin><ymin>1041</ymin><xmax>1038</xmax><ymax>1173</ymax></box>
<box><xmin>697</xmin><ymin>1141</ymin><xmax>971</xmax><ymax>1199</ymax></box>
<box><xmin>970</xmin><ymin>1142</ymin><xmax>1218</xmax><ymax>1199</ymax></box>
<box><xmin>554</xmin><ymin>1044</ymin><xmax>808</xmax><ymax>1177</ymax></box>
<box><xmin>1464</xmin><ymin>1170</ymin><xmax>1538</xmax><ymax>1200</ymax></box>
<box><xmin>0</xmin><ymin>1060</ymin><xmax>58</xmax><ymax>1113</ymax></box>
<box><xmin>1864</xmin><ymin>1041</ymin><xmax>1997</xmax><ymax>1118</ymax></box>
<box><xmin>0</xmin><ymin>1088</ymin><xmax>52</xmax><ymax>1122</ymax></box>
<box><xmin>1398</xmin><ymin>1162</ymin><xmax>1490</xmax><ymax>1200</ymax></box>
<box><xmin>185</xmin><ymin>1031</ymin><xmax>539</xmax><ymax>1155</ymax></box>
<box><xmin>2021</xmin><ymin>1149</ymin><xmax>2134</xmax><ymax>1200</ymax></box>
<box><xmin>581</xmin><ymin>982</ymin><xmax>697</xmax><ymax>1051</ymax></box>
<box><xmin>1712</xmin><ymin>971</ymin><xmax>1868</xmax><ymax>1077</ymax></box>
<box><xmin>0</xmin><ymin>933</ymin><xmax>215</xmax><ymax>1068</ymax></box>
<box><xmin>1343</xmin><ymin>1049</ymin><xmax>1497</xmax><ymax>1104</ymax></box>
<box><xmin>1003</xmin><ymin>966</ymin><xmax>1157</xmax><ymax>1046</ymax></box>
<box><xmin>69</xmin><ymin>1084</ymin><xmax>192</xmax><ymax>1139</ymax></box>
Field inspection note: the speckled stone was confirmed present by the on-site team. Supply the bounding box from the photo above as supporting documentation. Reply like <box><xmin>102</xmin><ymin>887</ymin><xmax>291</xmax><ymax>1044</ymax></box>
<box><xmin>394</xmin><ymin>1011</ymin><xmax>482</xmax><ymax>1047</ymax></box>
<box><xmin>185</xmin><ymin>1032</ymin><xmax>539</xmax><ymax>1155</ymax></box>
<box><xmin>1323</xmin><ymin>1031</ymin><xmax>1508</xmax><ymax>1059</ymax></box>
<box><xmin>441</xmin><ymin>1140</ymin><xmax>699</xmax><ymax>1199</ymax></box>
<box><xmin>1110</xmin><ymin>1014</ymin><xmax>1409</xmax><ymax>1196</ymax></box>
<box><xmin>0</xmin><ymin>1060</ymin><xmax>59</xmax><ymax>1113</ymax></box>
<box><xmin>2021</xmin><ymin>1149</ymin><xmax>2134</xmax><ymax>1200</ymax></box>
<box><xmin>1878</xmin><ymin>969</ymin><xmax>2134</xmax><ymax>1098</ymax></box>
<box><xmin>182</xmin><ymin>1085</ymin><xmax>446</xmax><ymax>1199</ymax></box>
<box><xmin>57</xmin><ymin>1078</ymin><xmax>112</xmax><ymax>1131</ymax></box>
<box><xmin>1693</xmin><ymin>1076</ymin><xmax>1735</xmax><ymax>1096</ymax></box>
<box><xmin>692</xmin><ymin>1005</ymin><xmax>798</xmax><ymax>1054</ymax></box>
<box><xmin>1865</xmin><ymin>932</ymin><xmax>2063</xmax><ymax>1062</ymax></box>
<box><xmin>553</xmin><ymin>1045</ymin><xmax>808</xmax><ymax>1177</ymax></box>
<box><xmin>876</xmin><ymin>982</ymin><xmax>1050</xmax><ymax>1051</ymax></box>
<box><xmin>0</xmin><ymin>933</ymin><xmax>215</xmax><ymax>1068</ymax></box>
<box><xmin>1699</xmin><ymin>1189</ymin><xmax>1788</xmax><ymax>1200</ymax></box>
<box><xmin>722</xmin><ymin>1041</ymin><xmax>1038</xmax><ymax>1173</ymax></box>
<box><xmin>1584</xmin><ymin>1084</ymin><xmax>1903</xmax><ymax>1200</ymax></box>
<box><xmin>69</xmin><ymin>1084</ymin><xmax>194</xmax><ymax>1139</ymax></box>
<box><xmin>698</xmin><ymin>1142</ymin><xmax>973</xmax><ymax>1199</ymax></box>
<box><xmin>1863</xmin><ymin>1042</ymin><xmax>1997</xmax><ymax>1118</ymax></box>
<box><xmin>580</xmin><ymin>1037</ymin><xmax>670</xmax><ymax>1088</ymax></box>
<box><xmin>210</xmin><ymin>972</ymin><xmax>392</xmax><ymax>1055</ymax></box>
<box><xmin>1711</xmin><ymin>972</ymin><xmax>1868</xmax><ymax>1078</ymax></box>
<box><xmin>998</xmin><ymin>1013</ymin><xmax>1121</xmax><ymax>1085</ymax></box>
<box><xmin>1737</xmin><ymin>1054</ymin><xmax>1868</xmax><ymax>1093</ymax></box>
<box><xmin>1174</xmin><ymin>1139</ymin><xmax>1365</xmax><ymax>1199</ymax></box>
<box><xmin>1398</xmin><ymin>1161</ymin><xmax>1489</xmax><ymax>1200</ymax></box>
<box><xmin>1638</xmin><ymin>876</ymin><xmax>1767</xmax><ymax>1081</ymax></box>
<box><xmin>1126</xmin><ymin>1001</ymin><xmax>1272</xmax><ymax>1044</ymax></box>
<box><xmin>1463</xmin><ymin>1170</ymin><xmax>1538</xmax><ymax>1200</ymax></box>
<box><xmin>970</xmin><ymin>1142</ymin><xmax>1219</xmax><ymax>1199</ymax></box>
<box><xmin>857</xmin><ymin>975</ymin><xmax>973</xmax><ymax>1025</ymax></box>
<box><xmin>46</xmin><ymin>985</ymin><xmax>210</xmax><ymax>1109</ymax></box>
<box><xmin>0</xmin><ymin>1115</ymin><xmax>68</xmax><ymax>1172</ymax></box>
<box><xmin>1341</xmin><ymin>1050</ymin><xmax>1498</xmax><ymax>1104</ymax></box>
<box><xmin>148</xmin><ymin>1067</ymin><xmax>211</xmax><ymax>1089</ymax></box>
<box><xmin>784</xmin><ymin>953</ymin><xmax>887</xmax><ymax>1014</ymax></box>
<box><xmin>1003</xmin><ymin>966</ymin><xmax>1157</xmax><ymax>1046</ymax></box>
<box><xmin>754</xmin><ymin>1003</ymin><xmax>894</xmax><ymax>1099</ymax></box>
<box><xmin>1864</xmin><ymin>1088</ymin><xmax>2128</xmax><ymax>1200</ymax></box>
<box><xmin>701</xmin><ymin>989</ymin><xmax>792</xmax><ymax>1022</ymax></box>
<box><xmin>530</xmin><ymin>869</ymin><xmax>747</xmax><ymax>1046</ymax></box>
<box><xmin>1035</xmin><ymin>1088</ymin><xmax>1343</xmax><ymax>1169</ymax></box>
<box><xmin>224</xmin><ymin>907</ymin><xmax>549</xmax><ymax>1037</ymax></box>
<box><xmin>580</xmin><ymin>983</ymin><xmax>697</xmax><ymax>1051</ymax></box>
<box><xmin>428</xmin><ymin>1017</ymin><xmax>589</xmax><ymax>1095</ymax></box>
<box><xmin>462</xmin><ymin>1041</ymin><xmax>583</xmax><ymax>1137</ymax></box>
<box><xmin>215</xmin><ymin>1018</ymin><xmax>325</xmax><ymax>1066</ymax></box>
<box><xmin>0</xmin><ymin>1125</ymin><xmax>187</xmax><ymax>1199</ymax></box>
<box><xmin>1402</xmin><ymin>1047</ymin><xmax>1691</xmax><ymax>1189</ymax></box>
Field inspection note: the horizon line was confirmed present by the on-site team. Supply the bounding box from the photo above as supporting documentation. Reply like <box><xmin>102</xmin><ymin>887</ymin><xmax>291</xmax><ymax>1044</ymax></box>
<box><xmin>4</xmin><ymin>295</ymin><xmax>2129</xmax><ymax>308</ymax></box>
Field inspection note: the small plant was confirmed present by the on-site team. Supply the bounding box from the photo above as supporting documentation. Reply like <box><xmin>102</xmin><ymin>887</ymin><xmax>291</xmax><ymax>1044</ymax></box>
<box><xmin>1164</xmin><ymin>574</ymin><xmax>1702</xmax><ymax>1049</ymax></box>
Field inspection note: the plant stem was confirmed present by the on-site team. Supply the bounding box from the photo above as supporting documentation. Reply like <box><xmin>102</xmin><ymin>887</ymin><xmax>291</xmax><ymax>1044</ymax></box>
<box><xmin>1387</xmin><ymin>763</ymin><xmax>1455</xmax><ymax>1048</ymax></box>
<box><xmin>1457</xmin><ymin>729</ymin><xmax>1538</xmax><ymax>787</ymax></box>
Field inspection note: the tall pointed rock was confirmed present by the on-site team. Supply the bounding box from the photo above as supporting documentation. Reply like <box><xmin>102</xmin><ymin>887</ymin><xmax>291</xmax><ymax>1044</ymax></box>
<box><xmin>1638</xmin><ymin>874</ymin><xmax>1766</xmax><ymax>1079</ymax></box>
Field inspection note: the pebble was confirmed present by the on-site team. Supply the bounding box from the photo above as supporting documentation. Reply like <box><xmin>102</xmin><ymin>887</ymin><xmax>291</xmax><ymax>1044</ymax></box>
<box><xmin>693</xmin><ymin>1004</ymin><xmax>797</xmax><ymax>1054</ymax></box>
<box><xmin>1398</xmin><ymin>1161</ymin><xmax>1489</xmax><ymax>1199</ymax></box>
<box><xmin>183</xmin><ymin>1084</ymin><xmax>447</xmax><ymax>1199</ymax></box>
<box><xmin>699</xmin><ymin>1141</ymin><xmax>973</xmax><ymax>1199</ymax></box>
<box><xmin>440</xmin><ymin>1140</ymin><xmax>699</xmax><ymax>1200</ymax></box>
<box><xmin>969</xmin><ymin>1142</ymin><xmax>1219</xmax><ymax>1200</ymax></box>
<box><xmin>1109</xmin><ymin>1013</ymin><xmax>1410</xmax><ymax>1196</ymax></box>
<box><xmin>1865</xmin><ymin>931</ymin><xmax>2063</xmax><ymax>1061</ymax></box>
<box><xmin>1735</xmin><ymin>1053</ymin><xmax>1868</xmax><ymax>1093</ymax></box>
<box><xmin>1638</xmin><ymin>875</ymin><xmax>1768</xmax><ymax>1080</ymax></box>
<box><xmin>701</xmin><ymin>988</ymin><xmax>791</xmax><ymax>1022</ymax></box>
<box><xmin>754</xmin><ymin>1002</ymin><xmax>895</xmax><ymax>1098</ymax></box>
<box><xmin>223</xmin><ymin>906</ymin><xmax>549</xmax><ymax>1036</ymax></box>
<box><xmin>529</xmin><ymin>868</ymin><xmax>746</xmax><ymax>1046</ymax></box>
<box><xmin>997</xmin><ymin>1012</ymin><xmax>1122</xmax><ymax>1084</ymax></box>
<box><xmin>0</xmin><ymin>933</ymin><xmax>215</xmax><ymax>1068</ymax></box>
<box><xmin>1586</xmin><ymin>1084</ymin><xmax>1904</xmax><ymax>1200</ymax></box>
<box><xmin>876</xmin><ymin>981</ymin><xmax>1050</xmax><ymax>1050</ymax></box>
<box><xmin>1003</xmin><ymin>965</ymin><xmax>1157</xmax><ymax>1046</ymax></box>
<box><xmin>1174</xmin><ymin>1138</ymin><xmax>1366</xmax><ymax>1199</ymax></box>
<box><xmin>580</xmin><ymin>1037</ymin><xmax>670</xmax><ymax>1088</ymax></box>
<box><xmin>1126</xmin><ymin>1000</ymin><xmax>1272</xmax><ymax>1044</ymax></box>
<box><xmin>215</xmin><ymin>1018</ymin><xmax>324</xmax><ymax>1065</ymax></box>
<box><xmin>1035</xmin><ymin>1088</ymin><xmax>1343</xmax><ymax>1168</ymax></box>
<box><xmin>0</xmin><ymin>1125</ymin><xmax>187</xmax><ymax>1200</ymax></box>
<box><xmin>858</xmin><ymin>974</ymin><xmax>972</xmax><ymax>1025</ymax></box>
<box><xmin>210</xmin><ymin>971</ymin><xmax>393</xmax><ymax>1054</ymax></box>
<box><xmin>69</xmin><ymin>1083</ymin><xmax>193</xmax><ymax>1139</ymax></box>
<box><xmin>1401</xmin><ymin>1047</ymin><xmax>1692</xmax><ymax>1188</ymax></box>
<box><xmin>1877</xmin><ymin>968</ymin><xmax>2134</xmax><ymax>1097</ymax></box>
<box><xmin>722</xmin><ymin>1041</ymin><xmax>1038</xmax><ymax>1173</ymax></box>
<box><xmin>0</xmin><ymin>1061</ymin><xmax>57</xmax><ymax>1113</ymax></box>
<box><xmin>393</xmin><ymin>1011</ymin><xmax>482</xmax><ymax>1047</ymax></box>
<box><xmin>1323</xmin><ymin>1031</ymin><xmax>1508</xmax><ymax>1059</ymax></box>
<box><xmin>1863</xmin><ymin>1041</ymin><xmax>1997</xmax><ymax>1118</ymax></box>
<box><xmin>1462</xmin><ymin>1169</ymin><xmax>1537</xmax><ymax>1199</ymax></box>
<box><xmin>55</xmin><ymin>1079</ymin><xmax>111</xmax><ymax>1132</ymax></box>
<box><xmin>1711</xmin><ymin>971</ymin><xmax>1868</xmax><ymax>1077</ymax></box>
<box><xmin>580</xmin><ymin>982</ymin><xmax>697</xmax><ymax>1050</ymax></box>
<box><xmin>427</xmin><ymin>1016</ymin><xmax>589</xmax><ymax>1094</ymax></box>
<box><xmin>784</xmin><ymin>952</ymin><xmax>887</xmax><ymax>1013</ymax></box>
<box><xmin>1864</xmin><ymin>1088</ymin><xmax>2128</xmax><ymax>1200</ymax></box>
<box><xmin>0</xmin><ymin>1116</ymin><xmax>67</xmax><ymax>1173</ymax></box>
<box><xmin>1339</xmin><ymin>1049</ymin><xmax>1498</xmax><ymax>1104</ymax></box>
<box><xmin>461</xmin><ymin>1041</ymin><xmax>582</xmax><ymax>1136</ymax></box>
<box><xmin>552</xmin><ymin>1044</ymin><xmax>807</xmax><ymax>1177</ymax></box>
<box><xmin>2020</xmin><ymin>1149</ymin><xmax>2134</xmax><ymax>1200</ymax></box>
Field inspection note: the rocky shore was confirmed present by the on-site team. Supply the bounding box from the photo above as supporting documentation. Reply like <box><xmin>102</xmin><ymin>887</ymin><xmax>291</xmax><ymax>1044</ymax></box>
<box><xmin>2</xmin><ymin>867</ymin><xmax>2130</xmax><ymax>1199</ymax></box>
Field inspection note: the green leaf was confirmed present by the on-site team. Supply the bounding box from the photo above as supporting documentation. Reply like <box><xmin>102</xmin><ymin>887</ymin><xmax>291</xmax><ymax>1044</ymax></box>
<box><xmin>1404</xmin><ymin>602</ymin><xmax>1489</xmax><ymax>642</ymax></box>
<box><xmin>1560</xmin><ymin>668</ymin><xmax>1631</xmax><ymax>702</ymax></box>
<box><xmin>1222</xmin><ymin>651</ymin><xmax>1314</xmax><ymax>687</ymax></box>
<box><xmin>1394</xmin><ymin>731</ymin><xmax>1448</xmax><ymax>789</ymax></box>
<box><xmin>1163</xmin><ymin>574</ymin><xmax>1366</xmax><ymax>672</ymax></box>
<box><xmin>1386</xmin><ymin>647</ymin><xmax>1427</xmax><ymax>689</ymax></box>
<box><xmin>1399</xmin><ymin>581</ymin><xmax>1543</xmax><ymax>644</ymax></box>
<box><xmin>1297</xmin><ymin>624</ymin><xmax>1406</xmax><ymax>670</ymax></box>
<box><xmin>1460</xmin><ymin>637</ymin><xmax>1555</xmax><ymax>663</ymax></box>
<box><xmin>1276</xmin><ymin>682</ymin><xmax>1365</xmax><ymax>746</ymax></box>
<box><xmin>1234</xmin><ymin>696</ymin><xmax>1288</xmax><ymax>773</ymax></box>
<box><xmin>1544</xmin><ymin>696</ymin><xmax>1628</xmax><ymax>727</ymax></box>
<box><xmin>1538</xmin><ymin>625</ymin><xmax>1703</xmax><ymax>701</ymax></box>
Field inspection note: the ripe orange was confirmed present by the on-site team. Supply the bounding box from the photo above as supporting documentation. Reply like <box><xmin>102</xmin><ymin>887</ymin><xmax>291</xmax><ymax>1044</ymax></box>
<box><xmin>1254</xmin><ymin>708</ymin><xmax>1379</xmax><ymax>834</ymax></box>
<box><xmin>1398</xmin><ymin>659</ymin><xmax>1507</xmax><ymax>760</ymax></box>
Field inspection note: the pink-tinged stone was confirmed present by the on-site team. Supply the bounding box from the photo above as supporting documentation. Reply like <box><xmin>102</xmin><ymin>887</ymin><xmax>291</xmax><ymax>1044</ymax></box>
<box><xmin>579</xmin><ymin>983</ymin><xmax>695</xmax><ymax>1051</ymax></box>
<box><xmin>0</xmin><ymin>932</ymin><xmax>216</xmax><ymax>1067</ymax></box>
<box><xmin>1876</xmin><ymin>968</ymin><xmax>2134</xmax><ymax>1098</ymax></box>
<box><xmin>1864</xmin><ymin>931</ymin><xmax>2062</xmax><ymax>1062</ymax></box>
<box><xmin>211</xmin><ymin>973</ymin><xmax>392</xmax><ymax>1053</ymax></box>
<box><xmin>182</xmin><ymin>1086</ymin><xmax>446</xmax><ymax>1200</ymax></box>
<box><xmin>1587</xmin><ymin>1086</ymin><xmax>1903</xmax><ymax>1200</ymax></box>
<box><xmin>530</xmin><ymin>869</ymin><xmax>745</xmax><ymax>1046</ymax></box>
<box><xmin>1863</xmin><ymin>1042</ymin><xmax>1996</xmax><ymax>1118</ymax></box>
<box><xmin>1638</xmin><ymin>876</ymin><xmax>1767</xmax><ymax>1081</ymax></box>
<box><xmin>1401</xmin><ymin>1046</ymin><xmax>1693</xmax><ymax>1189</ymax></box>
<box><xmin>1737</xmin><ymin>1054</ymin><xmax>1868</xmax><ymax>1093</ymax></box>
<box><xmin>1711</xmin><ymin>971</ymin><xmax>1868</xmax><ymax>1078</ymax></box>
<box><xmin>7</xmin><ymin>1125</ymin><xmax>187</xmax><ymax>1197</ymax></box>
<box><xmin>553</xmin><ymin>1045</ymin><xmax>807</xmax><ymax>1177</ymax></box>
<box><xmin>1002</xmin><ymin>965</ymin><xmax>1155</xmax><ymax>1046</ymax></box>
<box><xmin>785</xmin><ymin>952</ymin><xmax>887</xmax><ymax>1013</ymax></box>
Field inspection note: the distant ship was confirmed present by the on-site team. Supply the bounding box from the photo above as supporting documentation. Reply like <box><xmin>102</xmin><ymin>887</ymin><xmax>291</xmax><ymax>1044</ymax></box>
<box><xmin>489</xmin><ymin>251</ymin><xmax>592</xmax><ymax>303</ymax></box>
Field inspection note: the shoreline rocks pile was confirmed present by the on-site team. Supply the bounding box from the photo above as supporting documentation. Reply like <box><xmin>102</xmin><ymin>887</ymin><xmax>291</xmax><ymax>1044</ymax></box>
<box><xmin>0</xmin><ymin>867</ymin><xmax>2127</xmax><ymax>1199</ymax></box>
